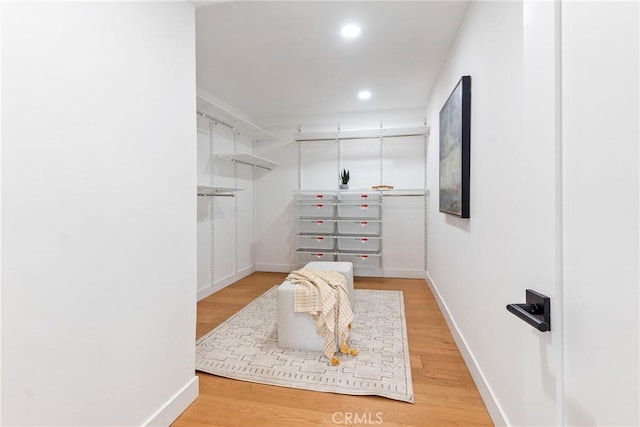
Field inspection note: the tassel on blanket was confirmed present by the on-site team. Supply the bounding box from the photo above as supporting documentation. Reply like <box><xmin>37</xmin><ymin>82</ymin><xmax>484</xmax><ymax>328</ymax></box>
<box><xmin>330</xmin><ymin>341</ymin><xmax>360</xmax><ymax>366</ymax></box>
<box><xmin>340</xmin><ymin>342</ymin><xmax>359</xmax><ymax>357</ymax></box>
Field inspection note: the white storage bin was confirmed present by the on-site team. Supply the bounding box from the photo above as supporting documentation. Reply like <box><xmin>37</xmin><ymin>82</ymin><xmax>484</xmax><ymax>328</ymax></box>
<box><xmin>339</xmin><ymin>191</ymin><xmax>381</xmax><ymax>202</ymax></box>
<box><xmin>296</xmin><ymin>235</ymin><xmax>336</xmax><ymax>250</ymax></box>
<box><xmin>337</xmin><ymin>252</ymin><xmax>381</xmax><ymax>268</ymax></box>
<box><xmin>296</xmin><ymin>202</ymin><xmax>336</xmax><ymax>218</ymax></box>
<box><xmin>295</xmin><ymin>219</ymin><xmax>336</xmax><ymax>234</ymax></box>
<box><xmin>337</xmin><ymin>219</ymin><xmax>381</xmax><ymax>236</ymax></box>
<box><xmin>336</xmin><ymin>236</ymin><xmax>381</xmax><ymax>251</ymax></box>
<box><xmin>296</xmin><ymin>250</ymin><xmax>336</xmax><ymax>263</ymax></box>
<box><xmin>337</xmin><ymin>202</ymin><xmax>381</xmax><ymax>219</ymax></box>
<box><xmin>294</xmin><ymin>191</ymin><xmax>338</xmax><ymax>202</ymax></box>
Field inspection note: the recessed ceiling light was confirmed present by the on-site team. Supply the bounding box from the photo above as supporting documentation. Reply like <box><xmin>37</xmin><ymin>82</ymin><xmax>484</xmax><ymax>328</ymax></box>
<box><xmin>358</xmin><ymin>90</ymin><xmax>372</xmax><ymax>100</ymax></box>
<box><xmin>341</xmin><ymin>23</ymin><xmax>361</xmax><ymax>39</ymax></box>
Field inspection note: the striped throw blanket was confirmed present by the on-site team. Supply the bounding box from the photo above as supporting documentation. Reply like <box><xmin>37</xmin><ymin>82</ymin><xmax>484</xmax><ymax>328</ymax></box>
<box><xmin>285</xmin><ymin>267</ymin><xmax>357</xmax><ymax>365</ymax></box>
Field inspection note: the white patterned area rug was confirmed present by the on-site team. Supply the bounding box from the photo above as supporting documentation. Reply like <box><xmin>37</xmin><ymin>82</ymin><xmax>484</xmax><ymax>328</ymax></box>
<box><xmin>195</xmin><ymin>286</ymin><xmax>414</xmax><ymax>403</ymax></box>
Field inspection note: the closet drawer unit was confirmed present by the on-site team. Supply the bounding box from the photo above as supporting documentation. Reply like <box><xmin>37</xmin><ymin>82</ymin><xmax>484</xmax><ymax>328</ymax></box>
<box><xmin>294</xmin><ymin>192</ymin><xmax>338</xmax><ymax>202</ymax></box>
<box><xmin>296</xmin><ymin>235</ymin><xmax>336</xmax><ymax>250</ymax></box>
<box><xmin>296</xmin><ymin>250</ymin><xmax>336</xmax><ymax>263</ymax></box>
<box><xmin>339</xmin><ymin>192</ymin><xmax>381</xmax><ymax>202</ymax></box>
<box><xmin>336</xmin><ymin>236</ymin><xmax>381</xmax><ymax>252</ymax></box>
<box><xmin>296</xmin><ymin>202</ymin><xmax>336</xmax><ymax>218</ymax></box>
<box><xmin>336</xmin><ymin>219</ymin><xmax>381</xmax><ymax>236</ymax></box>
<box><xmin>295</xmin><ymin>219</ymin><xmax>336</xmax><ymax>234</ymax></box>
<box><xmin>337</xmin><ymin>203</ymin><xmax>381</xmax><ymax>219</ymax></box>
<box><xmin>337</xmin><ymin>252</ymin><xmax>381</xmax><ymax>268</ymax></box>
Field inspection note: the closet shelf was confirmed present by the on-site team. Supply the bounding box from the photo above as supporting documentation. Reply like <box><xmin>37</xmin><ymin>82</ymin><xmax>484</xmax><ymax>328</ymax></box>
<box><xmin>294</xmin><ymin>249</ymin><xmax>382</xmax><ymax>256</ymax></box>
<box><xmin>197</xmin><ymin>185</ymin><xmax>243</xmax><ymax>197</ymax></box>
<box><xmin>294</xmin><ymin>189</ymin><xmax>428</xmax><ymax>197</ymax></box>
<box><xmin>214</xmin><ymin>153</ymin><xmax>278</xmax><ymax>170</ymax></box>
<box><xmin>196</xmin><ymin>94</ymin><xmax>277</xmax><ymax>142</ymax></box>
<box><xmin>294</xmin><ymin>126</ymin><xmax>429</xmax><ymax>142</ymax></box>
<box><xmin>378</xmin><ymin>189</ymin><xmax>429</xmax><ymax>197</ymax></box>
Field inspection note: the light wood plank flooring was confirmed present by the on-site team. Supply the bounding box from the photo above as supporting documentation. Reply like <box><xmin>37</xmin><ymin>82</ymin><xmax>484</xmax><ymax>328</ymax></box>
<box><xmin>173</xmin><ymin>272</ymin><xmax>493</xmax><ymax>426</ymax></box>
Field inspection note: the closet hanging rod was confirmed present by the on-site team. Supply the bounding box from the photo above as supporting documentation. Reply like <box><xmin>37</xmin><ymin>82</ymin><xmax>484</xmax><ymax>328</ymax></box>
<box><xmin>197</xmin><ymin>193</ymin><xmax>235</xmax><ymax>197</ymax></box>
<box><xmin>197</xmin><ymin>111</ymin><xmax>234</xmax><ymax>130</ymax></box>
<box><xmin>230</xmin><ymin>159</ymin><xmax>272</xmax><ymax>170</ymax></box>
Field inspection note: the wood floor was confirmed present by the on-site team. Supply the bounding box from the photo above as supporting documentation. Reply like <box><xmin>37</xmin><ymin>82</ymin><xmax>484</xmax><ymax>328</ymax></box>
<box><xmin>173</xmin><ymin>272</ymin><xmax>493</xmax><ymax>426</ymax></box>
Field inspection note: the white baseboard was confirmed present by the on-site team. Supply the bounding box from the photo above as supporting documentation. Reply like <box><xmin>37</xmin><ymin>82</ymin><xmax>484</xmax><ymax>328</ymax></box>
<box><xmin>381</xmin><ymin>268</ymin><xmax>425</xmax><ymax>279</ymax></box>
<box><xmin>197</xmin><ymin>266</ymin><xmax>256</xmax><ymax>301</ymax></box>
<box><xmin>425</xmin><ymin>272</ymin><xmax>508</xmax><ymax>426</ymax></box>
<box><xmin>255</xmin><ymin>263</ymin><xmax>296</xmax><ymax>273</ymax></box>
<box><xmin>142</xmin><ymin>376</ymin><xmax>199</xmax><ymax>427</ymax></box>
<box><xmin>237</xmin><ymin>264</ymin><xmax>255</xmax><ymax>278</ymax></box>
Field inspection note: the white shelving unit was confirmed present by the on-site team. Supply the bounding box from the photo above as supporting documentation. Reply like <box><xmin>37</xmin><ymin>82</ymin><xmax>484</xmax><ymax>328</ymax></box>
<box><xmin>293</xmin><ymin>123</ymin><xmax>430</xmax><ymax>277</ymax></box>
<box><xmin>294</xmin><ymin>126</ymin><xmax>428</xmax><ymax>142</ymax></box>
<box><xmin>197</xmin><ymin>94</ymin><xmax>277</xmax><ymax>142</ymax></box>
<box><xmin>197</xmin><ymin>185</ymin><xmax>243</xmax><ymax>197</ymax></box>
<box><xmin>196</xmin><ymin>94</ymin><xmax>276</xmax><ymax>299</ymax></box>
<box><xmin>214</xmin><ymin>153</ymin><xmax>278</xmax><ymax>170</ymax></box>
<box><xmin>293</xmin><ymin>190</ymin><xmax>383</xmax><ymax>272</ymax></box>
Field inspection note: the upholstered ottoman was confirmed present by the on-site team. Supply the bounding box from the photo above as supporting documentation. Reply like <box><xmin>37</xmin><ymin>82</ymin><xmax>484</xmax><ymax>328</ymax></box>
<box><xmin>305</xmin><ymin>261</ymin><xmax>354</xmax><ymax>306</ymax></box>
<box><xmin>277</xmin><ymin>261</ymin><xmax>354</xmax><ymax>352</ymax></box>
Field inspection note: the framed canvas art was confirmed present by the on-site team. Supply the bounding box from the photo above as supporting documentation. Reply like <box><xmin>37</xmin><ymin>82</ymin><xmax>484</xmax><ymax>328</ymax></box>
<box><xmin>439</xmin><ymin>75</ymin><xmax>471</xmax><ymax>218</ymax></box>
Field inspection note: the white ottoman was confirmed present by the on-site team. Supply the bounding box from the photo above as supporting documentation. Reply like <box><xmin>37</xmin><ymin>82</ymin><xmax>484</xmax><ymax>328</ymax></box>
<box><xmin>305</xmin><ymin>261</ymin><xmax>354</xmax><ymax>306</ymax></box>
<box><xmin>277</xmin><ymin>261</ymin><xmax>354</xmax><ymax>352</ymax></box>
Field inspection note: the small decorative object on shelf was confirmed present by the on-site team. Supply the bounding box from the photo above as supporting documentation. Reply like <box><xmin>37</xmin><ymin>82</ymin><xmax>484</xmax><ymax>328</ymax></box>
<box><xmin>340</xmin><ymin>169</ymin><xmax>350</xmax><ymax>189</ymax></box>
<box><xmin>371</xmin><ymin>184</ymin><xmax>394</xmax><ymax>190</ymax></box>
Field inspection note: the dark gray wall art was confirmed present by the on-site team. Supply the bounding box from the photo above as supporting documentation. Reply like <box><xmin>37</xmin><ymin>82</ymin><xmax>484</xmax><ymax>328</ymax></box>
<box><xmin>439</xmin><ymin>75</ymin><xmax>471</xmax><ymax>218</ymax></box>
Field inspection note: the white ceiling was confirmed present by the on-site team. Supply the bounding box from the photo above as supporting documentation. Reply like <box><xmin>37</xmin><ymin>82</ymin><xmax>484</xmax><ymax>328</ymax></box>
<box><xmin>195</xmin><ymin>1</ymin><xmax>469</xmax><ymax>125</ymax></box>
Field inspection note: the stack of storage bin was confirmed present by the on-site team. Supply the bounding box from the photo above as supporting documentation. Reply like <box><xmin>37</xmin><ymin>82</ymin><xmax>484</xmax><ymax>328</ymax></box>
<box><xmin>294</xmin><ymin>192</ymin><xmax>338</xmax><ymax>262</ymax></box>
<box><xmin>335</xmin><ymin>192</ymin><xmax>382</xmax><ymax>270</ymax></box>
<box><xmin>294</xmin><ymin>191</ymin><xmax>382</xmax><ymax>271</ymax></box>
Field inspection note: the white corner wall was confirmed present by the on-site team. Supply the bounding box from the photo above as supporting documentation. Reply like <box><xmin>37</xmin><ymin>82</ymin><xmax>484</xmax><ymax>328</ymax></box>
<box><xmin>1</xmin><ymin>2</ymin><xmax>198</xmax><ymax>426</ymax></box>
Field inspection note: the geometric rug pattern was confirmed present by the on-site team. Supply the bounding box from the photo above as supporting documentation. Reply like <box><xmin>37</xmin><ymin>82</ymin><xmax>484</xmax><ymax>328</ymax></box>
<box><xmin>195</xmin><ymin>286</ymin><xmax>414</xmax><ymax>403</ymax></box>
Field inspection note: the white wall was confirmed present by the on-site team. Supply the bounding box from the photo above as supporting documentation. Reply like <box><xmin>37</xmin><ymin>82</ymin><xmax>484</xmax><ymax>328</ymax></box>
<box><xmin>255</xmin><ymin>129</ymin><xmax>303</xmax><ymax>272</ymax></box>
<box><xmin>196</xmin><ymin>118</ymin><xmax>256</xmax><ymax>300</ymax></box>
<box><xmin>425</xmin><ymin>2</ymin><xmax>539</xmax><ymax>425</ymax></box>
<box><xmin>427</xmin><ymin>1</ymin><xmax>640</xmax><ymax>426</ymax></box>
<box><xmin>0</xmin><ymin>4</ymin><xmax>3</xmax><ymax>421</ymax></box>
<box><xmin>1</xmin><ymin>2</ymin><xmax>198</xmax><ymax>425</ymax></box>
<box><xmin>561</xmin><ymin>2</ymin><xmax>639</xmax><ymax>425</ymax></box>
